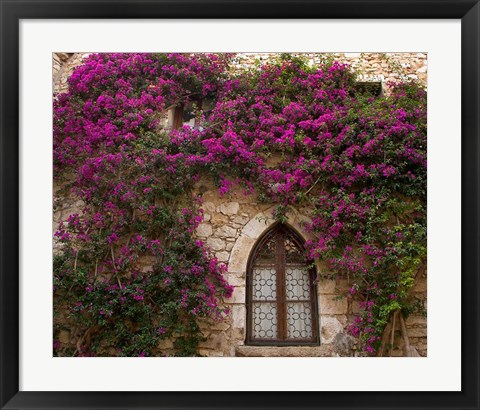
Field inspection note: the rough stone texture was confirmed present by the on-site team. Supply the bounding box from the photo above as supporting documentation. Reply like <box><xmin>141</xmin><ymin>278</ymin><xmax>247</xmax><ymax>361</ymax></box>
<box><xmin>242</xmin><ymin>214</ymin><xmax>274</xmax><ymax>239</ymax></box>
<box><xmin>54</xmin><ymin>52</ymin><xmax>428</xmax><ymax>98</ymax></box>
<box><xmin>228</xmin><ymin>235</ymin><xmax>256</xmax><ymax>273</ymax></box>
<box><xmin>224</xmin><ymin>272</ymin><xmax>245</xmax><ymax>287</ymax></box>
<box><xmin>236</xmin><ymin>345</ymin><xmax>334</xmax><ymax>357</ymax></box>
<box><xmin>405</xmin><ymin>315</ymin><xmax>427</xmax><ymax>326</ymax></box>
<box><xmin>233</xmin><ymin>214</ymin><xmax>250</xmax><ymax>225</ymax></box>
<box><xmin>215</xmin><ymin>225</ymin><xmax>237</xmax><ymax>238</ymax></box>
<box><xmin>232</xmin><ymin>52</ymin><xmax>427</xmax><ymax>90</ymax></box>
<box><xmin>219</xmin><ymin>202</ymin><xmax>240</xmax><ymax>215</ymax></box>
<box><xmin>229</xmin><ymin>286</ymin><xmax>246</xmax><ymax>304</ymax></box>
<box><xmin>318</xmin><ymin>279</ymin><xmax>336</xmax><ymax>294</ymax></box>
<box><xmin>320</xmin><ymin>316</ymin><xmax>344</xmax><ymax>344</ymax></box>
<box><xmin>206</xmin><ymin>237</ymin><xmax>225</xmax><ymax>251</ymax></box>
<box><xmin>232</xmin><ymin>305</ymin><xmax>246</xmax><ymax>329</ymax></box>
<box><xmin>53</xmin><ymin>53</ymin><xmax>88</xmax><ymax>94</ymax></box>
<box><xmin>319</xmin><ymin>296</ymin><xmax>348</xmax><ymax>315</ymax></box>
<box><xmin>53</xmin><ymin>52</ymin><xmax>428</xmax><ymax>357</ymax></box>
<box><xmin>202</xmin><ymin>201</ymin><xmax>216</xmax><ymax>213</ymax></box>
<box><xmin>333</xmin><ymin>332</ymin><xmax>358</xmax><ymax>356</ymax></box>
<box><xmin>196</xmin><ymin>223</ymin><xmax>213</xmax><ymax>237</ymax></box>
<box><xmin>215</xmin><ymin>251</ymin><xmax>230</xmax><ymax>263</ymax></box>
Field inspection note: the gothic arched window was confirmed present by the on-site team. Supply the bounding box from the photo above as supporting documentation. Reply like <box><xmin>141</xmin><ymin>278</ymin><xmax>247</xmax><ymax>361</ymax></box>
<box><xmin>246</xmin><ymin>224</ymin><xmax>319</xmax><ymax>345</ymax></box>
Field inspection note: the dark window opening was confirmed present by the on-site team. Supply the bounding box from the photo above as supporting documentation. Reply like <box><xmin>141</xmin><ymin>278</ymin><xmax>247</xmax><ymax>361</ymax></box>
<box><xmin>353</xmin><ymin>81</ymin><xmax>383</xmax><ymax>98</ymax></box>
<box><xmin>172</xmin><ymin>97</ymin><xmax>215</xmax><ymax>130</ymax></box>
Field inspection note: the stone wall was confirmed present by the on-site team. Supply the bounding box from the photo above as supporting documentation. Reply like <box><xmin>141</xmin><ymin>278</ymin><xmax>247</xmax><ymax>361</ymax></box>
<box><xmin>53</xmin><ymin>52</ymin><xmax>427</xmax><ymax>357</ymax></box>
<box><xmin>232</xmin><ymin>52</ymin><xmax>427</xmax><ymax>87</ymax></box>
<box><xmin>53</xmin><ymin>52</ymin><xmax>427</xmax><ymax>95</ymax></box>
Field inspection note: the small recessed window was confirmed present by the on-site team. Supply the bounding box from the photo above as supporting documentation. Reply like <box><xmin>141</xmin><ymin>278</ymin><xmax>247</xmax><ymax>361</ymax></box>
<box><xmin>172</xmin><ymin>97</ymin><xmax>214</xmax><ymax>130</ymax></box>
<box><xmin>246</xmin><ymin>224</ymin><xmax>319</xmax><ymax>346</ymax></box>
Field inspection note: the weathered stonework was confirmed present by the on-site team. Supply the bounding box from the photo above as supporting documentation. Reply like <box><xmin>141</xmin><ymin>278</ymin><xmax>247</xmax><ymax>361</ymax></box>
<box><xmin>231</xmin><ymin>52</ymin><xmax>427</xmax><ymax>90</ymax></box>
<box><xmin>53</xmin><ymin>52</ymin><xmax>427</xmax><ymax>357</ymax></box>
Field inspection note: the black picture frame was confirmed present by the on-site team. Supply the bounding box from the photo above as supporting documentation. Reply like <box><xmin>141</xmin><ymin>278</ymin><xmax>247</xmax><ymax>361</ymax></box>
<box><xmin>1</xmin><ymin>1</ymin><xmax>478</xmax><ymax>409</ymax></box>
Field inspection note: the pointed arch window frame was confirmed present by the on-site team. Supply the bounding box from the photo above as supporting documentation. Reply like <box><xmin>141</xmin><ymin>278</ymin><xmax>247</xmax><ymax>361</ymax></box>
<box><xmin>245</xmin><ymin>223</ymin><xmax>320</xmax><ymax>346</ymax></box>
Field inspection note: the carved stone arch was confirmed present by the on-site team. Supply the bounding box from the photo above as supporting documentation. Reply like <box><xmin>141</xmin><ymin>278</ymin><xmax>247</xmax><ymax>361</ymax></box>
<box><xmin>228</xmin><ymin>207</ymin><xmax>312</xmax><ymax>275</ymax></box>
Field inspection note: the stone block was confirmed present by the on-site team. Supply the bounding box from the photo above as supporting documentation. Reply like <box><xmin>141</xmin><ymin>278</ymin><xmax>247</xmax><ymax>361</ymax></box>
<box><xmin>215</xmin><ymin>251</ymin><xmax>230</xmax><ymax>262</ymax></box>
<box><xmin>318</xmin><ymin>279</ymin><xmax>336</xmax><ymax>294</ymax></box>
<box><xmin>219</xmin><ymin>202</ymin><xmax>239</xmax><ymax>215</ymax></box>
<box><xmin>242</xmin><ymin>214</ymin><xmax>273</xmax><ymax>239</ymax></box>
<box><xmin>202</xmin><ymin>201</ymin><xmax>216</xmax><ymax>213</ymax></box>
<box><xmin>235</xmin><ymin>345</ymin><xmax>334</xmax><ymax>357</ymax></box>
<box><xmin>320</xmin><ymin>316</ymin><xmax>344</xmax><ymax>344</ymax></box>
<box><xmin>224</xmin><ymin>273</ymin><xmax>245</xmax><ymax>287</ymax></box>
<box><xmin>232</xmin><ymin>305</ymin><xmax>246</xmax><ymax>329</ymax></box>
<box><xmin>406</xmin><ymin>327</ymin><xmax>427</xmax><ymax>338</ymax></box>
<box><xmin>335</xmin><ymin>315</ymin><xmax>348</xmax><ymax>326</ymax></box>
<box><xmin>206</xmin><ymin>237</ymin><xmax>225</xmax><ymax>251</ymax></box>
<box><xmin>233</xmin><ymin>215</ymin><xmax>250</xmax><ymax>225</ymax></box>
<box><xmin>196</xmin><ymin>223</ymin><xmax>212</xmax><ymax>237</ymax></box>
<box><xmin>319</xmin><ymin>296</ymin><xmax>348</xmax><ymax>315</ymax></box>
<box><xmin>333</xmin><ymin>332</ymin><xmax>357</xmax><ymax>355</ymax></box>
<box><xmin>215</xmin><ymin>225</ymin><xmax>237</xmax><ymax>238</ymax></box>
<box><xmin>56</xmin><ymin>52</ymin><xmax>70</xmax><ymax>61</ymax></box>
<box><xmin>211</xmin><ymin>321</ymin><xmax>231</xmax><ymax>331</ymax></box>
<box><xmin>228</xmin><ymin>235</ymin><xmax>255</xmax><ymax>273</ymax></box>
<box><xmin>413</xmin><ymin>278</ymin><xmax>427</xmax><ymax>292</ymax></box>
<box><xmin>405</xmin><ymin>315</ymin><xmax>427</xmax><ymax>326</ymax></box>
<box><xmin>352</xmin><ymin>300</ymin><xmax>361</xmax><ymax>314</ymax></box>
<box><xmin>211</xmin><ymin>213</ymin><xmax>229</xmax><ymax>226</ymax></box>
<box><xmin>198</xmin><ymin>320</ymin><xmax>214</xmax><ymax>331</ymax></box>
<box><xmin>157</xmin><ymin>339</ymin><xmax>174</xmax><ymax>350</ymax></box>
<box><xmin>229</xmin><ymin>286</ymin><xmax>246</xmax><ymax>304</ymax></box>
<box><xmin>203</xmin><ymin>350</ymin><xmax>224</xmax><ymax>357</ymax></box>
<box><xmin>232</xmin><ymin>327</ymin><xmax>245</xmax><ymax>343</ymax></box>
<box><xmin>335</xmin><ymin>279</ymin><xmax>350</xmax><ymax>292</ymax></box>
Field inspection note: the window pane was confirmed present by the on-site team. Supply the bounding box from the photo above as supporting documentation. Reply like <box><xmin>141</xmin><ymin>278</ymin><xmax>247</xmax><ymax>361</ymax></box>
<box><xmin>284</xmin><ymin>234</ymin><xmax>304</xmax><ymax>263</ymax></box>
<box><xmin>255</xmin><ymin>235</ymin><xmax>276</xmax><ymax>265</ymax></box>
<box><xmin>252</xmin><ymin>267</ymin><xmax>277</xmax><ymax>301</ymax></box>
<box><xmin>252</xmin><ymin>303</ymin><xmax>278</xmax><ymax>339</ymax></box>
<box><xmin>182</xmin><ymin>103</ymin><xmax>197</xmax><ymax>128</ymax></box>
<box><xmin>286</xmin><ymin>266</ymin><xmax>311</xmax><ymax>300</ymax></box>
<box><xmin>287</xmin><ymin>302</ymin><xmax>313</xmax><ymax>339</ymax></box>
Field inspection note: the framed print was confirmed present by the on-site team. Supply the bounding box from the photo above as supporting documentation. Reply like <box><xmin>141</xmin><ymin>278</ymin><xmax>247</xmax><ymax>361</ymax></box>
<box><xmin>1</xmin><ymin>0</ymin><xmax>479</xmax><ymax>409</ymax></box>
